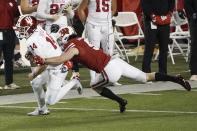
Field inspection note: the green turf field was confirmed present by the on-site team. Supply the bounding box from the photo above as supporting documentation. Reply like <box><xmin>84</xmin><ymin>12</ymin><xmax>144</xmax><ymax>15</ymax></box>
<box><xmin>0</xmin><ymin>90</ymin><xmax>197</xmax><ymax>131</ymax></box>
<box><xmin>0</xmin><ymin>56</ymin><xmax>191</xmax><ymax>95</ymax></box>
<box><xmin>0</xmin><ymin>56</ymin><xmax>196</xmax><ymax>130</ymax></box>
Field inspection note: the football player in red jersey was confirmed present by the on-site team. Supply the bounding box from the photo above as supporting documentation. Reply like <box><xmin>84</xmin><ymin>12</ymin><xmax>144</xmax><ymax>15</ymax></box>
<box><xmin>33</xmin><ymin>26</ymin><xmax>191</xmax><ymax>113</ymax></box>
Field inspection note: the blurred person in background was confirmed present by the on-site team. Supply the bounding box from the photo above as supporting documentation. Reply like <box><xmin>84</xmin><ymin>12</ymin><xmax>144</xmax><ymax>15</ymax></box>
<box><xmin>78</xmin><ymin>0</ymin><xmax>121</xmax><ymax>86</ymax></box>
<box><xmin>141</xmin><ymin>0</ymin><xmax>175</xmax><ymax>74</ymax></box>
<box><xmin>0</xmin><ymin>0</ymin><xmax>20</xmax><ymax>89</ymax></box>
<box><xmin>184</xmin><ymin>0</ymin><xmax>197</xmax><ymax>81</ymax></box>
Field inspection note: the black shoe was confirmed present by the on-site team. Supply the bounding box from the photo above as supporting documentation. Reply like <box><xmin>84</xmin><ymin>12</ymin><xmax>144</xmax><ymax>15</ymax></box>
<box><xmin>176</xmin><ymin>75</ymin><xmax>191</xmax><ymax>91</ymax></box>
<box><xmin>119</xmin><ymin>99</ymin><xmax>128</xmax><ymax>113</ymax></box>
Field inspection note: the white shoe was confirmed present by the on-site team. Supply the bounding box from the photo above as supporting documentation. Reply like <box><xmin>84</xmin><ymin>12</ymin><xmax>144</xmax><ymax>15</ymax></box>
<box><xmin>0</xmin><ymin>86</ymin><xmax>3</xmax><ymax>90</ymax></box>
<box><xmin>4</xmin><ymin>83</ymin><xmax>20</xmax><ymax>89</ymax></box>
<box><xmin>27</xmin><ymin>108</ymin><xmax>50</xmax><ymax>116</ymax></box>
<box><xmin>190</xmin><ymin>75</ymin><xmax>197</xmax><ymax>81</ymax></box>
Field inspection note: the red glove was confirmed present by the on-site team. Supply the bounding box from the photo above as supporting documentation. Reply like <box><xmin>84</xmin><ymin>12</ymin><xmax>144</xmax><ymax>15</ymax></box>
<box><xmin>151</xmin><ymin>13</ymin><xmax>172</xmax><ymax>25</ymax></box>
<box><xmin>33</xmin><ymin>55</ymin><xmax>45</xmax><ymax>65</ymax></box>
<box><xmin>63</xmin><ymin>61</ymin><xmax>73</xmax><ymax>70</ymax></box>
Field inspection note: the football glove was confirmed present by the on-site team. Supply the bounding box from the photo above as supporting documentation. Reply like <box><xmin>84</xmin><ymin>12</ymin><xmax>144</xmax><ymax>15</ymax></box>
<box><xmin>33</xmin><ymin>55</ymin><xmax>45</xmax><ymax>65</ymax></box>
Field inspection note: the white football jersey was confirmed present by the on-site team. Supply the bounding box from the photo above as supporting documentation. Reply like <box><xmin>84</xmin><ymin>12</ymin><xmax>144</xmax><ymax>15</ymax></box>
<box><xmin>26</xmin><ymin>26</ymin><xmax>62</xmax><ymax>58</ymax></box>
<box><xmin>87</xmin><ymin>0</ymin><xmax>112</xmax><ymax>25</ymax></box>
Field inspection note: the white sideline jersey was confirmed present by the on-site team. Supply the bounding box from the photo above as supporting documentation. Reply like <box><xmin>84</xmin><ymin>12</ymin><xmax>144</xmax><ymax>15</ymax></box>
<box><xmin>37</xmin><ymin>0</ymin><xmax>72</xmax><ymax>33</ymax></box>
<box><xmin>26</xmin><ymin>26</ymin><xmax>62</xmax><ymax>58</ymax></box>
<box><xmin>87</xmin><ymin>0</ymin><xmax>112</xmax><ymax>25</ymax></box>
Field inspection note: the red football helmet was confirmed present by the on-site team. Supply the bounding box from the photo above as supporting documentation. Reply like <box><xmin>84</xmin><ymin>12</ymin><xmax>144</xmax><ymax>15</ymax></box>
<box><xmin>16</xmin><ymin>15</ymin><xmax>37</xmax><ymax>39</ymax></box>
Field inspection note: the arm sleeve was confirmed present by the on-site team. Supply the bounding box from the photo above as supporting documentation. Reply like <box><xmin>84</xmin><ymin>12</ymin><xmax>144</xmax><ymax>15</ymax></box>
<box><xmin>36</xmin><ymin>0</ymin><xmax>53</xmax><ymax>19</ymax></box>
<box><xmin>141</xmin><ymin>0</ymin><xmax>152</xmax><ymax>16</ymax></box>
<box><xmin>184</xmin><ymin>0</ymin><xmax>195</xmax><ymax>18</ymax></box>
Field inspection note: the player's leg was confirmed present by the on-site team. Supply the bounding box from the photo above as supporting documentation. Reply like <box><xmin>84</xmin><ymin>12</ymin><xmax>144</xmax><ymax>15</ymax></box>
<box><xmin>147</xmin><ymin>72</ymin><xmax>191</xmax><ymax>91</ymax></box>
<box><xmin>91</xmin><ymin>72</ymin><xmax>127</xmax><ymax>113</ymax></box>
<box><xmin>28</xmin><ymin>70</ymin><xmax>50</xmax><ymax>116</ymax></box>
<box><xmin>51</xmin><ymin>78</ymin><xmax>82</xmax><ymax>104</ymax></box>
<box><xmin>110</xmin><ymin>58</ymin><xmax>191</xmax><ymax>91</ymax></box>
<box><xmin>101</xmin><ymin>24</ymin><xmax>114</xmax><ymax>56</ymax></box>
<box><xmin>45</xmin><ymin>69</ymin><xmax>68</xmax><ymax>105</ymax></box>
<box><xmin>86</xmin><ymin>22</ymin><xmax>102</xmax><ymax>85</ymax></box>
<box><xmin>106</xmin><ymin>58</ymin><xmax>147</xmax><ymax>83</ymax></box>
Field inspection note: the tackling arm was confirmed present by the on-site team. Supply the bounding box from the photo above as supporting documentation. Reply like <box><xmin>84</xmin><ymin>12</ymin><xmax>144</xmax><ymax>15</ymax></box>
<box><xmin>45</xmin><ymin>47</ymin><xmax>79</xmax><ymax>65</ymax></box>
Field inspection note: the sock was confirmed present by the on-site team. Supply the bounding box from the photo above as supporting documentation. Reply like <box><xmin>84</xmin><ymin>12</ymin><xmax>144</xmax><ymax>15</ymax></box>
<box><xmin>100</xmin><ymin>87</ymin><xmax>124</xmax><ymax>104</ymax></box>
<box><xmin>155</xmin><ymin>72</ymin><xmax>177</xmax><ymax>82</ymax></box>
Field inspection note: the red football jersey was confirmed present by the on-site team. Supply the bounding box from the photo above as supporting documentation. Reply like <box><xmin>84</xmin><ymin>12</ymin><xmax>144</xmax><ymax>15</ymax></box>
<box><xmin>64</xmin><ymin>38</ymin><xmax>111</xmax><ymax>73</ymax></box>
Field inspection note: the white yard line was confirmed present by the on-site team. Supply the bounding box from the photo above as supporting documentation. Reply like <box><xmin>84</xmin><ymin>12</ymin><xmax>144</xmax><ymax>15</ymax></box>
<box><xmin>0</xmin><ymin>105</ymin><xmax>197</xmax><ymax>114</ymax></box>
<box><xmin>130</xmin><ymin>93</ymin><xmax>162</xmax><ymax>96</ymax></box>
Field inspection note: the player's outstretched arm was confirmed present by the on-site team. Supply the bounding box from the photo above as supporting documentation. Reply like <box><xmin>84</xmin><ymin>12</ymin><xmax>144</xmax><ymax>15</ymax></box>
<box><xmin>45</xmin><ymin>48</ymin><xmax>79</xmax><ymax>65</ymax></box>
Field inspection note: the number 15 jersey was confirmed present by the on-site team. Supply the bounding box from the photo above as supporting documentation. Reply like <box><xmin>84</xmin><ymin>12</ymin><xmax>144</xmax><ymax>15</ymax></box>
<box><xmin>87</xmin><ymin>0</ymin><xmax>112</xmax><ymax>25</ymax></box>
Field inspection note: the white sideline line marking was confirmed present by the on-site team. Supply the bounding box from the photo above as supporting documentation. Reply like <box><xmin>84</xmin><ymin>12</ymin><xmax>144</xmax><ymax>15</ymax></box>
<box><xmin>130</xmin><ymin>93</ymin><xmax>162</xmax><ymax>96</ymax></box>
<box><xmin>0</xmin><ymin>105</ymin><xmax>197</xmax><ymax>114</ymax></box>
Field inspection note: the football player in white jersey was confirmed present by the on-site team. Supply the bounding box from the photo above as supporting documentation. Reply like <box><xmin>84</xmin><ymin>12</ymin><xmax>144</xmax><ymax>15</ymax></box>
<box><xmin>36</xmin><ymin>0</ymin><xmax>77</xmax><ymax>33</ymax></box>
<box><xmin>78</xmin><ymin>0</ymin><xmax>117</xmax><ymax>85</ymax></box>
<box><xmin>16</xmin><ymin>15</ymin><xmax>82</xmax><ymax>116</ymax></box>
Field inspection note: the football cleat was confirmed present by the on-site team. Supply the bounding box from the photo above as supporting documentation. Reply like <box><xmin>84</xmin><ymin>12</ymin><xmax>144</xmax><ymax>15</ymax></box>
<box><xmin>176</xmin><ymin>75</ymin><xmax>191</xmax><ymax>91</ymax></box>
<box><xmin>119</xmin><ymin>99</ymin><xmax>128</xmax><ymax>113</ymax></box>
<box><xmin>4</xmin><ymin>83</ymin><xmax>20</xmax><ymax>90</ymax></box>
<box><xmin>27</xmin><ymin>108</ymin><xmax>50</xmax><ymax>116</ymax></box>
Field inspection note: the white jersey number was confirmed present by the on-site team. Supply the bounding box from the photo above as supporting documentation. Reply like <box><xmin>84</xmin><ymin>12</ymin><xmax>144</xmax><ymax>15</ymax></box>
<box><xmin>96</xmin><ymin>0</ymin><xmax>110</xmax><ymax>12</ymax></box>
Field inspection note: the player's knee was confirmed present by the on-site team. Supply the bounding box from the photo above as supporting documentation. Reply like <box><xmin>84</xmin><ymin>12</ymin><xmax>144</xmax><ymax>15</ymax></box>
<box><xmin>134</xmin><ymin>72</ymin><xmax>147</xmax><ymax>83</ymax></box>
<box><xmin>92</xmin><ymin>86</ymin><xmax>104</xmax><ymax>94</ymax></box>
<box><xmin>31</xmin><ymin>80</ymin><xmax>43</xmax><ymax>90</ymax></box>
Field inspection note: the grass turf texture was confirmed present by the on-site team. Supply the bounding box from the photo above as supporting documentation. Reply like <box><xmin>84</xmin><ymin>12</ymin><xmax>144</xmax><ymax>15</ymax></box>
<box><xmin>0</xmin><ymin>56</ymin><xmax>191</xmax><ymax>96</ymax></box>
<box><xmin>0</xmin><ymin>90</ymin><xmax>196</xmax><ymax>131</ymax></box>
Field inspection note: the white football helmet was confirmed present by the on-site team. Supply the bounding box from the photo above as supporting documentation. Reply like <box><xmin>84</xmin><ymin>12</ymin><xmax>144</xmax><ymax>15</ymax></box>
<box><xmin>58</xmin><ymin>26</ymin><xmax>76</xmax><ymax>43</ymax></box>
<box><xmin>16</xmin><ymin>15</ymin><xmax>37</xmax><ymax>39</ymax></box>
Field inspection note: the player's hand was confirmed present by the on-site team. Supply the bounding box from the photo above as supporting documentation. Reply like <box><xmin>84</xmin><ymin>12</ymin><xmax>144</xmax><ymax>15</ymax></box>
<box><xmin>63</xmin><ymin>61</ymin><xmax>73</xmax><ymax>70</ymax></box>
<box><xmin>151</xmin><ymin>13</ymin><xmax>171</xmax><ymax>25</ymax></box>
<box><xmin>33</xmin><ymin>55</ymin><xmax>45</xmax><ymax>65</ymax></box>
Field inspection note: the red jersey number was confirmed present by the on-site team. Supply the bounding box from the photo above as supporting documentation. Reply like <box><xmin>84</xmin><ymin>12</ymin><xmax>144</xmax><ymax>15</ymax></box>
<box><xmin>96</xmin><ymin>0</ymin><xmax>110</xmax><ymax>12</ymax></box>
<box><xmin>50</xmin><ymin>4</ymin><xmax>65</xmax><ymax>14</ymax></box>
<box><xmin>46</xmin><ymin>35</ymin><xmax>57</xmax><ymax>49</ymax></box>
